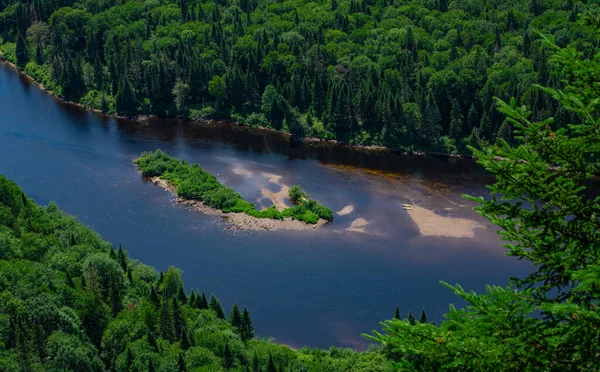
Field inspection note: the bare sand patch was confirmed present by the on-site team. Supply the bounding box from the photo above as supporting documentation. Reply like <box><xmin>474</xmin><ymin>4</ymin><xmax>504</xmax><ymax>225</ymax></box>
<box><xmin>406</xmin><ymin>205</ymin><xmax>484</xmax><ymax>238</ymax></box>
<box><xmin>262</xmin><ymin>172</ymin><xmax>282</xmax><ymax>184</ymax></box>
<box><xmin>261</xmin><ymin>185</ymin><xmax>290</xmax><ymax>211</ymax></box>
<box><xmin>147</xmin><ymin>177</ymin><xmax>326</xmax><ymax>231</ymax></box>
<box><xmin>346</xmin><ymin>218</ymin><xmax>368</xmax><ymax>233</ymax></box>
<box><xmin>337</xmin><ymin>205</ymin><xmax>354</xmax><ymax>216</ymax></box>
<box><xmin>232</xmin><ymin>168</ymin><xmax>252</xmax><ymax>176</ymax></box>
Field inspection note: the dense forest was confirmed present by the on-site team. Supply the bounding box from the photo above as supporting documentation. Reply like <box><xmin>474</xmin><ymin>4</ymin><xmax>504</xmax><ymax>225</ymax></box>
<box><xmin>1</xmin><ymin>0</ymin><xmax>600</xmax><ymax>369</ymax></box>
<box><xmin>0</xmin><ymin>0</ymin><xmax>598</xmax><ymax>152</ymax></box>
<box><xmin>0</xmin><ymin>175</ymin><xmax>390</xmax><ymax>370</ymax></box>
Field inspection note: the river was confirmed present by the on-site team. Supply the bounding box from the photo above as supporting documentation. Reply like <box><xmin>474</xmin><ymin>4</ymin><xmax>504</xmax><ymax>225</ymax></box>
<box><xmin>0</xmin><ymin>64</ymin><xmax>529</xmax><ymax>349</ymax></box>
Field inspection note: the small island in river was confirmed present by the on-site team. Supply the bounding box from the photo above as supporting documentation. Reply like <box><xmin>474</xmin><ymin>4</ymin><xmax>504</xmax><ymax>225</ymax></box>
<box><xmin>135</xmin><ymin>150</ymin><xmax>333</xmax><ymax>231</ymax></box>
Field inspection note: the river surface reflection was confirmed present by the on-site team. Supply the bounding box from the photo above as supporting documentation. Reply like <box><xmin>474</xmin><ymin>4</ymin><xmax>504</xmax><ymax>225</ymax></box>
<box><xmin>0</xmin><ymin>64</ymin><xmax>529</xmax><ymax>349</ymax></box>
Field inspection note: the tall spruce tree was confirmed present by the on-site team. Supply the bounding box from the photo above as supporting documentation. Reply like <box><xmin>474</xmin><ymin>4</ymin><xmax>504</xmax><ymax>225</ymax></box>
<box><xmin>223</xmin><ymin>342</ymin><xmax>234</xmax><ymax>369</ymax></box>
<box><xmin>15</xmin><ymin>33</ymin><xmax>28</xmax><ymax>68</ymax></box>
<box><xmin>241</xmin><ymin>307</ymin><xmax>254</xmax><ymax>341</ymax></box>
<box><xmin>230</xmin><ymin>303</ymin><xmax>243</xmax><ymax>330</ymax></box>
<box><xmin>210</xmin><ymin>294</ymin><xmax>226</xmax><ymax>319</ymax></box>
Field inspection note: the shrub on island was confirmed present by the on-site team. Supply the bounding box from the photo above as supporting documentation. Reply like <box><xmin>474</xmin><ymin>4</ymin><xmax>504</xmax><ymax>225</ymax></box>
<box><xmin>135</xmin><ymin>150</ymin><xmax>333</xmax><ymax>224</ymax></box>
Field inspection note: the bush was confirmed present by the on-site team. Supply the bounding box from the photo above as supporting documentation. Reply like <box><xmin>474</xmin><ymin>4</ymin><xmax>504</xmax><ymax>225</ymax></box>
<box><xmin>288</xmin><ymin>185</ymin><xmax>306</xmax><ymax>203</ymax></box>
<box><xmin>135</xmin><ymin>150</ymin><xmax>333</xmax><ymax>223</ymax></box>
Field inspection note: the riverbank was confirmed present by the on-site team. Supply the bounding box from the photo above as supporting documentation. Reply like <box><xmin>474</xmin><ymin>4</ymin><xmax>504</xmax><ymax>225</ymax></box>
<box><xmin>147</xmin><ymin>176</ymin><xmax>328</xmax><ymax>231</ymax></box>
<box><xmin>0</xmin><ymin>55</ymin><xmax>473</xmax><ymax>159</ymax></box>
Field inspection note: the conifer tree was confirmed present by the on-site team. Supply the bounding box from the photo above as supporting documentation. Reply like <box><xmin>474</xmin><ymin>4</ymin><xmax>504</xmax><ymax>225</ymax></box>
<box><xmin>117</xmin><ymin>244</ymin><xmax>127</xmax><ymax>271</ymax></box>
<box><xmin>66</xmin><ymin>271</ymin><xmax>74</xmax><ymax>288</ymax></box>
<box><xmin>147</xmin><ymin>330</ymin><xmax>158</xmax><ymax>351</ymax></box>
<box><xmin>178</xmin><ymin>352</ymin><xmax>186</xmax><ymax>371</ymax></box>
<box><xmin>223</xmin><ymin>342</ymin><xmax>234</xmax><ymax>369</ymax></box>
<box><xmin>116</xmin><ymin>78</ymin><xmax>138</xmax><ymax>115</ymax></box>
<box><xmin>127</xmin><ymin>268</ymin><xmax>133</xmax><ymax>284</ymax></box>
<box><xmin>7</xmin><ymin>317</ymin><xmax>15</xmax><ymax>349</ymax></box>
<box><xmin>210</xmin><ymin>294</ymin><xmax>226</xmax><ymax>319</ymax></box>
<box><xmin>181</xmin><ymin>327</ymin><xmax>191</xmax><ymax>350</ymax></box>
<box><xmin>159</xmin><ymin>298</ymin><xmax>175</xmax><ymax>341</ymax></box>
<box><xmin>394</xmin><ymin>306</ymin><xmax>400</xmax><ymax>319</ymax></box>
<box><xmin>15</xmin><ymin>33</ymin><xmax>28</xmax><ymax>68</ymax></box>
<box><xmin>189</xmin><ymin>289</ymin><xmax>196</xmax><ymax>305</ymax></box>
<box><xmin>172</xmin><ymin>298</ymin><xmax>186</xmax><ymax>340</ymax></box>
<box><xmin>177</xmin><ymin>286</ymin><xmax>187</xmax><ymax>304</ymax></box>
<box><xmin>150</xmin><ymin>285</ymin><xmax>160</xmax><ymax>307</ymax></box>
<box><xmin>407</xmin><ymin>311</ymin><xmax>415</xmax><ymax>325</ymax></box>
<box><xmin>241</xmin><ymin>307</ymin><xmax>254</xmax><ymax>341</ymax></box>
<box><xmin>148</xmin><ymin>357</ymin><xmax>156</xmax><ymax>372</ymax></box>
<box><xmin>267</xmin><ymin>352</ymin><xmax>276</xmax><ymax>372</ymax></box>
<box><xmin>125</xmin><ymin>347</ymin><xmax>133</xmax><ymax>370</ymax></box>
<box><xmin>230</xmin><ymin>303</ymin><xmax>242</xmax><ymax>330</ymax></box>
<box><xmin>110</xmin><ymin>276</ymin><xmax>122</xmax><ymax>317</ymax></box>
<box><xmin>198</xmin><ymin>292</ymin><xmax>208</xmax><ymax>309</ymax></box>
<box><xmin>450</xmin><ymin>99</ymin><xmax>464</xmax><ymax>139</ymax></box>
<box><xmin>252</xmin><ymin>351</ymin><xmax>260</xmax><ymax>371</ymax></box>
<box><xmin>419</xmin><ymin>309</ymin><xmax>428</xmax><ymax>323</ymax></box>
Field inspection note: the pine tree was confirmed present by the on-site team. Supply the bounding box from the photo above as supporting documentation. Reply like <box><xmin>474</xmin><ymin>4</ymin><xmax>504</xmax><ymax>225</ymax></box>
<box><xmin>267</xmin><ymin>352</ymin><xmax>276</xmax><ymax>372</ymax></box>
<box><xmin>421</xmin><ymin>93</ymin><xmax>441</xmax><ymax>144</ymax></box>
<box><xmin>223</xmin><ymin>342</ymin><xmax>234</xmax><ymax>369</ymax></box>
<box><xmin>241</xmin><ymin>307</ymin><xmax>254</xmax><ymax>341</ymax></box>
<box><xmin>147</xmin><ymin>330</ymin><xmax>158</xmax><ymax>351</ymax></box>
<box><xmin>116</xmin><ymin>78</ymin><xmax>138</xmax><ymax>115</ymax></box>
<box><xmin>394</xmin><ymin>306</ymin><xmax>400</xmax><ymax>319</ymax></box>
<box><xmin>407</xmin><ymin>311</ymin><xmax>415</xmax><ymax>325</ymax></box>
<box><xmin>34</xmin><ymin>43</ymin><xmax>43</xmax><ymax>65</ymax></box>
<box><xmin>172</xmin><ymin>298</ymin><xmax>186</xmax><ymax>340</ymax></box>
<box><xmin>7</xmin><ymin>317</ymin><xmax>16</xmax><ymax>349</ymax></box>
<box><xmin>419</xmin><ymin>309</ymin><xmax>428</xmax><ymax>323</ymax></box>
<box><xmin>15</xmin><ymin>33</ymin><xmax>28</xmax><ymax>68</ymax></box>
<box><xmin>160</xmin><ymin>298</ymin><xmax>175</xmax><ymax>341</ymax></box>
<box><xmin>210</xmin><ymin>294</ymin><xmax>226</xmax><ymax>319</ymax></box>
<box><xmin>125</xmin><ymin>347</ymin><xmax>133</xmax><ymax>370</ymax></box>
<box><xmin>150</xmin><ymin>285</ymin><xmax>160</xmax><ymax>307</ymax></box>
<box><xmin>181</xmin><ymin>327</ymin><xmax>191</xmax><ymax>350</ymax></box>
<box><xmin>178</xmin><ymin>352</ymin><xmax>186</xmax><ymax>371</ymax></box>
<box><xmin>127</xmin><ymin>268</ymin><xmax>133</xmax><ymax>284</ymax></box>
<box><xmin>230</xmin><ymin>303</ymin><xmax>242</xmax><ymax>330</ymax></box>
<box><xmin>189</xmin><ymin>290</ymin><xmax>196</xmax><ymax>306</ymax></box>
<box><xmin>66</xmin><ymin>271</ymin><xmax>75</xmax><ymax>288</ymax></box>
<box><xmin>449</xmin><ymin>99</ymin><xmax>464</xmax><ymax>139</ymax></box>
<box><xmin>109</xmin><ymin>248</ymin><xmax>117</xmax><ymax>260</ymax></box>
<box><xmin>148</xmin><ymin>357</ymin><xmax>156</xmax><ymax>372</ymax></box>
<box><xmin>117</xmin><ymin>244</ymin><xmax>127</xmax><ymax>272</ymax></box>
<box><xmin>110</xmin><ymin>275</ymin><xmax>122</xmax><ymax>317</ymax></box>
<box><xmin>252</xmin><ymin>351</ymin><xmax>260</xmax><ymax>371</ymax></box>
<box><xmin>177</xmin><ymin>286</ymin><xmax>187</xmax><ymax>304</ymax></box>
<box><xmin>199</xmin><ymin>292</ymin><xmax>208</xmax><ymax>309</ymax></box>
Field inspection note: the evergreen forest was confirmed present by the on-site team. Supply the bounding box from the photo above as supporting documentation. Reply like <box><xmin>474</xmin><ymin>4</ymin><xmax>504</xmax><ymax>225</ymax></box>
<box><xmin>0</xmin><ymin>0</ymin><xmax>600</xmax><ymax>370</ymax></box>
<box><xmin>1</xmin><ymin>0</ymin><xmax>598</xmax><ymax>152</ymax></box>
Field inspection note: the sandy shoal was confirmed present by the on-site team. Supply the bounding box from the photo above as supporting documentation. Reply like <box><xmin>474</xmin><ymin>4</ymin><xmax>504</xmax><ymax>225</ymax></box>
<box><xmin>148</xmin><ymin>177</ymin><xmax>327</xmax><ymax>231</ymax></box>
<box><xmin>406</xmin><ymin>205</ymin><xmax>484</xmax><ymax>238</ymax></box>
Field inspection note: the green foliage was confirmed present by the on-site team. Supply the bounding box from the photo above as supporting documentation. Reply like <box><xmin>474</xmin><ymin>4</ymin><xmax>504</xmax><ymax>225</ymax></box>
<box><xmin>135</xmin><ymin>150</ymin><xmax>333</xmax><ymax>223</ymax></box>
<box><xmin>366</xmin><ymin>26</ymin><xmax>600</xmax><ymax>371</ymax></box>
<box><xmin>2</xmin><ymin>0</ymin><xmax>597</xmax><ymax>152</ymax></box>
<box><xmin>288</xmin><ymin>185</ymin><xmax>306</xmax><ymax>203</ymax></box>
<box><xmin>0</xmin><ymin>175</ymin><xmax>390</xmax><ymax>371</ymax></box>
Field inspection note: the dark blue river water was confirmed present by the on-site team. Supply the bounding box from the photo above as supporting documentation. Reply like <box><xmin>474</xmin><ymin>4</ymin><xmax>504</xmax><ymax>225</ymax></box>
<box><xmin>0</xmin><ymin>64</ymin><xmax>529</xmax><ymax>349</ymax></box>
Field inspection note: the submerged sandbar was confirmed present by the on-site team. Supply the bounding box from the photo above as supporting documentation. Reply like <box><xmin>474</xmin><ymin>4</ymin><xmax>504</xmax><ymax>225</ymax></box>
<box><xmin>137</xmin><ymin>151</ymin><xmax>333</xmax><ymax>231</ymax></box>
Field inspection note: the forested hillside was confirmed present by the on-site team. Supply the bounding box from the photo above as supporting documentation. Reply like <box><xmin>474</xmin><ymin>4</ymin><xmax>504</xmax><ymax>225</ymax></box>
<box><xmin>0</xmin><ymin>175</ymin><xmax>390</xmax><ymax>370</ymax></box>
<box><xmin>0</xmin><ymin>0</ymin><xmax>597</xmax><ymax>152</ymax></box>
